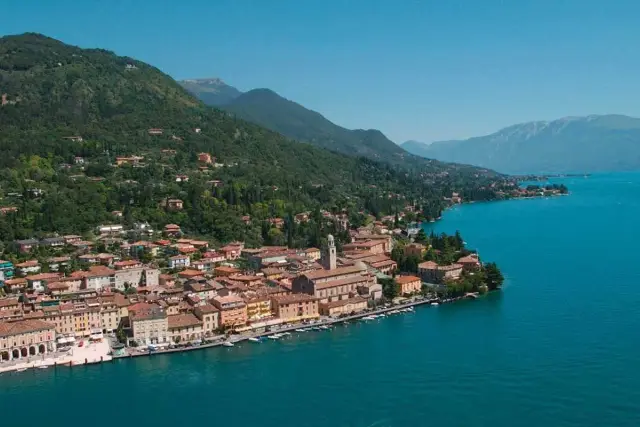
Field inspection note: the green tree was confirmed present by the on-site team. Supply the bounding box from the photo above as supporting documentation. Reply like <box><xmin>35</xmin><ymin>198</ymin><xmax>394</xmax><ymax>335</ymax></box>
<box><xmin>116</xmin><ymin>325</ymin><xmax>127</xmax><ymax>343</ymax></box>
<box><xmin>379</xmin><ymin>277</ymin><xmax>398</xmax><ymax>300</ymax></box>
<box><xmin>484</xmin><ymin>262</ymin><xmax>504</xmax><ymax>290</ymax></box>
<box><xmin>414</xmin><ymin>228</ymin><xmax>428</xmax><ymax>244</ymax></box>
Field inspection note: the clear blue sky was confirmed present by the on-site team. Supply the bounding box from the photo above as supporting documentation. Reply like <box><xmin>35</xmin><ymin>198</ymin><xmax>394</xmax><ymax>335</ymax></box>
<box><xmin>3</xmin><ymin>0</ymin><xmax>640</xmax><ymax>142</ymax></box>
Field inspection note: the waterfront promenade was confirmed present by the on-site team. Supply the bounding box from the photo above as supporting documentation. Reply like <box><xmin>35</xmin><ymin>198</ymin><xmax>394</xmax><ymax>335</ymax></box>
<box><xmin>0</xmin><ymin>294</ymin><xmax>471</xmax><ymax>374</ymax></box>
<box><xmin>114</xmin><ymin>295</ymin><xmax>452</xmax><ymax>359</ymax></box>
<box><xmin>0</xmin><ymin>340</ymin><xmax>111</xmax><ymax>374</ymax></box>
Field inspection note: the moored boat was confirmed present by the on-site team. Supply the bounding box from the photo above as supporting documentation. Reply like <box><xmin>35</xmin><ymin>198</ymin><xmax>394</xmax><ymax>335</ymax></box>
<box><xmin>248</xmin><ymin>337</ymin><xmax>261</xmax><ymax>343</ymax></box>
<box><xmin>222</xmin><ymin>341</ymin><xmax>235</xmax><ymax>347</ymax></box>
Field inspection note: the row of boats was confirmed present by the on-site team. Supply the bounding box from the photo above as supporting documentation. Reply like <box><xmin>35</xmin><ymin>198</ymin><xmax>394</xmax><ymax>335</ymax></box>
<box><xmin>360</xmin><ymin>305</ymin><xmax>420</xmax><ymax>321</ymax></box>
<box><xmin>248</xmin><ymin>325</ymin><xmax>335</xmax><ymax>343</ymax></box>
<box><xmin>222</xmin><ymin>304</ymin><xmax>432</xmax><ymax>347</ymax></box>
<box><xmin>13</xmin><ymin>365</ymin><xmax>49</xmax><ymax>373</ymax></box>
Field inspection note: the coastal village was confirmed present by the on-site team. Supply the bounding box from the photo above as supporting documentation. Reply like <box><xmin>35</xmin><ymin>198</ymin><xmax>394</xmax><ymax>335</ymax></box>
<box><xmin>0</xmin><ymin>200</ymin><xmax>495</xmax><ymax>373</ymax></box>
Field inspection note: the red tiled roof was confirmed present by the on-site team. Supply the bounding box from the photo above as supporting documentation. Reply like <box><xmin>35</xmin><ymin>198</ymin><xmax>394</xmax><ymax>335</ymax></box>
<box><xmin>302</xmin><ymin>265</ymin><xmax>364</xmax><ymax>281</ymax></box>
<box><xmin>395</xmin><ymin>275</ymin><xmax>421</xmax><ymax>284</ymax></box>
<box><xmin>168</xmin><ymin>313</ymin><xmax>202</xmax><ymax>329</ymax></box>
<box><xmin>0</xmin><ymin>319</ymin><xmax>55</xmax><ymax>337</ymax></box>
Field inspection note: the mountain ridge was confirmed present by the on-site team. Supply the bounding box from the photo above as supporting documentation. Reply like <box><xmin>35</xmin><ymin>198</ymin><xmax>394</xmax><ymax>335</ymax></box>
<box><xmin>178</xmin><ymin>77</ymin><xmax>242</xmax><ymax>106</ymax></box>
<box><xmin>181</xmin><ymin>80</ymin><xmax>414</xmax><ymax>163</ymax></box>
<box><xmin>221</xmin><ymin>87</ymin><xmax>407</xmax><ymax>160</ymax></box>
<box><xmin>402</xmin><ymin>114</ymin><xmax>640</xmax><ymax>174</ymax></box>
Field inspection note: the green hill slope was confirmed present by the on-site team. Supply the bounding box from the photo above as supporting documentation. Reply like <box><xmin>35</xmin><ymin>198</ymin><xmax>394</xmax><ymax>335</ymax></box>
<box><xmin>0</xmin><ymin>33</ymin><xmax>504</xmax><ymax>246</ymax></box>
<box><xmin>184</xmin><ymin>85</ymin><xmax>412</xmax><ymax>163</ymax></box>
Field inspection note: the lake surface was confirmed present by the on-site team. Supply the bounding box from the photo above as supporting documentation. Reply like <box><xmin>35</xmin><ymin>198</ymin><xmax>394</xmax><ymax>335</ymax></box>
<box><xmin>3</xmin><ymin>172</ymin><xmax>640</xmax><ymax>426</ymax></box>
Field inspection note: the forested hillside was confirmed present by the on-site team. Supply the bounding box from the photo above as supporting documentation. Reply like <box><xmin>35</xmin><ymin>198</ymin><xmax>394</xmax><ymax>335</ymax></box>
<box><xmin>0</xmin><ymin>33</ymin><xmax>505</xmax><ymax>248</ymax></box>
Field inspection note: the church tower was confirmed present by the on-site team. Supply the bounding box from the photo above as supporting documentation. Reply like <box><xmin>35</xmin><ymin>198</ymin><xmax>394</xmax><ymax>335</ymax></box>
<box><xmin>322</xmin><ymin>234</ymin><xmax>337</xmax><ymax>270</ymax></box>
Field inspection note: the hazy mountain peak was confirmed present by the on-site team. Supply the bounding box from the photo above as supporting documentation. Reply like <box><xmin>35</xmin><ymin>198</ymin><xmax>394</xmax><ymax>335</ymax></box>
<box><xmin>179</xmin><ymin>77</ymin><xmax>242</xmax><ymax>106</ymax></box>
<box><xmin>402</xmin><ymin>114</ymin><xmax>640</xmax><ymax>174</ymax></box>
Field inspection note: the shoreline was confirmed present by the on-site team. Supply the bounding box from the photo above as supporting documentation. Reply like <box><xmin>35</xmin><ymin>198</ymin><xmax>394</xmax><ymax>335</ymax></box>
<box><xmin>0</xmin><ymin>293</ymin><xmax>480</xmax><ymax>374</ymax></box>
<box><xmin>113</xmin><ymin>295</ymin><xmax>451</xmax><ymax>359</ymax></box>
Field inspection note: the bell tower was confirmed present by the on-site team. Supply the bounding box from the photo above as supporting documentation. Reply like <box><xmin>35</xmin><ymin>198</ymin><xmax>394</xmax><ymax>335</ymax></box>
<box><xmin>322</xmin><ymin>234</ymin><xmax>337</xmax><ymax>270</ymax></box>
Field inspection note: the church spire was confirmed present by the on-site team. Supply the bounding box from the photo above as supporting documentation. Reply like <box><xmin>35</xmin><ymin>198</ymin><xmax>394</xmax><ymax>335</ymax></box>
<box><xmin>322</xmin><ymin>234</ymin><xmax>337</xmax><ymax>270</ymax></box>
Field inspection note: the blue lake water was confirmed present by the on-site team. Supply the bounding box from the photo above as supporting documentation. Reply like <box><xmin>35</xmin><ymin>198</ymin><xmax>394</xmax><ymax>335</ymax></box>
<box><xmin>2</xmin><ymin>172</ymin><xmax>640</xmax><ymax>426</ymax></box>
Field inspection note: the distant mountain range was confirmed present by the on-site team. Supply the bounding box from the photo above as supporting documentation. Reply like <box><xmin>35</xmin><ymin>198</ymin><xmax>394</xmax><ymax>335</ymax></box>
<box><xmin>402</xmin><ymin>115</ymin><xmax>640</xmax><ymax>174</ymax></box>
<box><xmin>179</xmin><ymin>79</ymin><xmax>410</xmax><ymax>162</ymax></box>
<box><xmin>179</xmin><ymin>78</ymin><xmax>242</xmax><ymax>106</ymax></box>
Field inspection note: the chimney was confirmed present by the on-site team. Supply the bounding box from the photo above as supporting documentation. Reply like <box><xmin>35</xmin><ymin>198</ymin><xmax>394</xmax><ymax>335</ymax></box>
<box><xmin>1</xmin><ymin>94</ymin><xmax>7</xmax><ymax>106</ymax></box>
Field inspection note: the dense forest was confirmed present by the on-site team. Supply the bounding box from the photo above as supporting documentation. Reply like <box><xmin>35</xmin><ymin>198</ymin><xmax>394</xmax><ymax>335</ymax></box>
<box><xmin>0</xmin><ymin>33</ymin><xmax>515</xmax><ymax>248</ymax></box>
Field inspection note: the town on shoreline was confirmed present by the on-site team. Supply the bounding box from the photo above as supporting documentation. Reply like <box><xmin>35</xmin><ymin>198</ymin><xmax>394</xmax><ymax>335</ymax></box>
<box><xmin>0</xmin><ymin>186</ymin><xmax>566</xmax><ymax>374</ymax></box>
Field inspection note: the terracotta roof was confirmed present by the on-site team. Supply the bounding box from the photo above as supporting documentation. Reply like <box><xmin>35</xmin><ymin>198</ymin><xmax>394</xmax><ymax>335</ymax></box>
<box><xmin>302</xmin><ymin>265</ymin><xmax>364</xmax><ymax>281</ymax></box>
<box><xmin>213</xmin><ymin>294</ymin><xmax>246</xmax><ymax>306</ymax></box>
<box><xmin>315</xmin><ymin>274</ymin><xmax>373</xmax><ymax>290</ymax></box>
<box><xmin>83</xmin><ymin>266</ymin><xmax>116</xmax><ymax>278</ymax></box>
<box><xmin>45</xmin><ymin>282</ymin><xmax>70</xmax><ymax>291</ymax></box>
<box><xmin>395</xmin><ymin>275</ymin><xmax>421</xmax><ymax>285</ymax></box>
<box><xmin>114</xmin><ymin>260</ymin><xmax>142</xmax><ymax>267</ymax></box>
<box><xmin>418</xmin><ymin>261</ymin><xmax>438</xmax><ymax>269</ymax></box>
<box><xmin>194</xmin><ymin>304</ymin><xmax>219</xmax><ymax>316</ymax></box>
<box><xmin>168</xmin><ymin>313</ymin><xmax>202</xmax><ymax>329</ymax></box>
<box><xmin>215</xmin><ymin>266</ymin><xmax>241</xmax><ymax>273</ymax></box>
<box><xmin>319</xmin><ymin>296</ymin><xmax>367</xmax><ymax>309</ymax></box>
<box><xmin>230</xmin><ymin>275</ymin><xmax>262</xmax><ymax>282</ymax></box>
<box><xmin>129</xmin><ymin>303</ymin><xmax>165</xmax><ymax>321</ymax></box>
<box><xmin>26</xmin><ymin>273</ymin><xmax>62</xmax><ymax>281</ymax></box>
<box><xmin>0</xmin><ymin>298</ymin><xmax>20</xmax><ymax>308</ymax></box>
<box><xmin>178</xmin><ymin>269</ymin><xmax>202</xmax><ymax>278</ymax></box>
<box><xmin>343</xmin><ymin>240</ymin><xmax>384</xmax><ymax>249</ymax></box>
<box><xmin>15</xmin><ymin>260</ymin><xmax>39</xmax><ymax>268</ymax></box>
<box><xmin>0</xmin><ymin>319</ymin><xmax>55</xmax><ymax>337</ymax></box>
<box><xmin>418</xmin><ymin>261</ymin><xmax>463</xmax><ymax>271</ymax></box>
<box><xmin>96</xmin><ymin>253</ymin><xmax>115</xmax><ymax>259</ymax></box>
<box><xmin>370</xmin><ymin>259</ymin><xmax>397</xmax><ymax>268</ymax></box>
<box><xmin>47</xmin><ymin>256</ymin><xmax>71</xmax><ymax>263</ymax></box>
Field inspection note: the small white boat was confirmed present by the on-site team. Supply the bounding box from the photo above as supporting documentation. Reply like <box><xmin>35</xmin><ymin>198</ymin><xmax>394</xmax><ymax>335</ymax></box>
<box><xmin>319</xmin><ymin>325</ymin><xmax>330</xmax><ymax>330</ymax></box>
<box><xmin>268</xmin><ymin>334</ymin><xmax>282</xmax><ymax>340</ymax></box>
<box><xmin>430</xmin><ymin>302</ymin><xmax>439</xmax><ymax>307</ymax></box>
<box><xmin>222</xmin><ymin>341</ymin><xmax>235</xmax><ymax>347</ymax></box>
<box><xmin>248</xmin><ymin>337</ymin><xmax>261</xmax><ymax>343</ymax></box>
<box><xmin>378</xmin><ymin>313</ymin><xmax>386</xmax><ymax>318</ymax></box>
<box><xmin>295</xmin><ymin>328</ymin><xmax>306</xmax><ymax>333</ymax></box>
<box><xmin>361</xmin><ymin>316</ymin><xmax>375</xmax><ymax>321</ymax></box>
<box><xmin>311</xmin><ymin>326</ymin><xmax>321</xmax><ymax>331</ymax></box>
<box><xmin>16</xmin><ymin>367</ymin><xmax>28</xmax><ymax>372</ymax></box>
<box><xmin>37</xmin><ymin>365</ymin><xmax>48</xmax><ymax>370</ymax></box>
<box><xmin>281</xmin><ymin>332</ymin><xmax>291</xmax><ymax>336</ymax></box>
<box><xmin>406</xmin><ymin>306</ymin><xmax>415</xmax><ymax>312</ymax></box>
<box><xmin>388</xmin><ymin>310</ymin><xmax>400</xmax><ymax>315</ymax></box>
